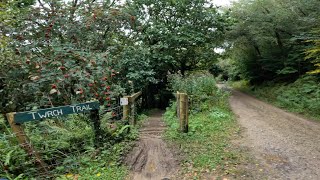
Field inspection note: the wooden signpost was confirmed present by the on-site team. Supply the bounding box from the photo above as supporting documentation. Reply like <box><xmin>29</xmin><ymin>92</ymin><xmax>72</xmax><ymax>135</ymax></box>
<box><xmin>11</xmin><ymin>101</ymin><xmax>100</xmax><ymax>124</ymax></box>
<box><xmin>6</xmin><ymin>101</ymin><xmax>100</xmax><ymax>172</ymax></box>
<box><xmin>122</xmin><ymin>91</ymin><xmax>142</xmax><ymax>126</ymax></box>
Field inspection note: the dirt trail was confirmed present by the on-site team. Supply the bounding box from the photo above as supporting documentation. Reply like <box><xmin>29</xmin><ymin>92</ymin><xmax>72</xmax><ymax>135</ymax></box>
<box><xmin>229</xmin><ymin>89</ymin><xmax>320</xmax><ymax>179</ymax></box>
<box><xmin>125</xmin><ymin>110</ymin><xmax>179</xmax><ymax>180</ymax></box>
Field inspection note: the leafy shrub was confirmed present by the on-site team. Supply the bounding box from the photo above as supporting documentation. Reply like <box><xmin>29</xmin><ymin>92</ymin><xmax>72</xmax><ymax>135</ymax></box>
<box><xmin>168</xmin><ymin>72</ymin><xmax>218</xmax><ymax>96</ymax></box>
<box><xmin>0</xmin><ymin>1</ymin><xmax>155</xmax><ymax>114</ymax></box>
<box><xmin>168</xmin><ymin>72</ymin><xmax>229</xmax><ymax>113</ymax></box>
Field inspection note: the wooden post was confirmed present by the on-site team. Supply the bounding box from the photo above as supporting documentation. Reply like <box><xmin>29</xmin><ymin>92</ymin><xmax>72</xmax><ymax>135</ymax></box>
<box><xmin>90</xmin><ymin>109</ymin><xmax>102</xmax><ymax>147</ymax></box>
<box><xmin>179</xmin><ymin>93</ymin><xmax>188</xmax><ymax>133</ymax></box>
<box><xmin>122</xmin><ymin>92</ymin><xmax>141</xmax><ymax>126</ymax></box>
<box><xmin>176</xmin><ymin>92</ymin><xmax>180</xmax><ymax>119</ymax></box>
<box><xmin>131</xmin><ymin>100</ymin><xmax>135</xmax><ymax>126</ymax></box>
<box><xmin>6</xmin><ymin>113</ymin><xmax>47</xmax><ymax>172</ymax></box>
<box><xmin>129</xmin><ymin>91</ymin><xmax>141</xmax><ymax>126</ymax></box>
<box><xmin>123</xmin><ymin>96</ymin><xmax>130</xmax><ymax>121</ymax></box>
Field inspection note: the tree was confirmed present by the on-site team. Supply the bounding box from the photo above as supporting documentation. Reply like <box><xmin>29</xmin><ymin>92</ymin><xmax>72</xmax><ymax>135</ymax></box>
<box><xmin>227</xmin><ymin>0</ymin><xmax>320</xmax><ymax>83</ymax></box>
<box><xmin>127</xmin><ymin>0</ymin><xmax>229</xmax><ymax>76</ymax></box>
<box><xmin>0</xmin><ymin>0</ymin><xmax>135</xmax><ymax>113</ymax></box>
<box><xmin>122</xmin><ymin>0</ymin><xmax>230</xmax><ymax>108</ymax></box>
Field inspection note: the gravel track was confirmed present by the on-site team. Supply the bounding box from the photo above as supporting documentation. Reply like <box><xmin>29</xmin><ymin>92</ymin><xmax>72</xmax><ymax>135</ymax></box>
<box><xmin>230</xmin><ymin>90</ymin><xmax>320</xmax><ymax>179</ymax></box>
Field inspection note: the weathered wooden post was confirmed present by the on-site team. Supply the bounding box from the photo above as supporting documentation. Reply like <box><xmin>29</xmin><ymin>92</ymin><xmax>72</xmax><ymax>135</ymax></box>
<box><xmin>90</xmin><ymin>109</ymin><xmax>102</xmax><ymax>147</ymax></box>
<box><xmin>129</xmin><ymin>92</ymin><xmax>142</xmax><ymax>126</ymax></box>
<box><xmin>6</xmin><ymin>113</ymin><xmax>48</xmax><ymax>172</ymax></box>
<box><xmin>122</xmin><ymin>96</ymin><xmax>130</xmax><ymax>121</ymax></box>
<box><xmin>131</xmin><ymin>99</ymin><xmax>135</xmax><ymax>126</ymax></box>
<box><xmin>176</xmin><ymin>91</ymin><xmax>180</xmax><ymax>119</ymax></box>
<box><xmin>179</xmin><ymin>93</ymin><xmax>188</xmax><ymax>133</ymax></box>
<box><xmin>122</xmin><ymin>92</ymin><xmax>142</xmax><ymax>126</ymax></box>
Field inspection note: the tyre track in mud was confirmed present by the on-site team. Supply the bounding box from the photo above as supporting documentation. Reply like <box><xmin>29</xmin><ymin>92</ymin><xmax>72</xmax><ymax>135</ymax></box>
<box><xmin>125</xmin><ymin>110</ymin><xmax>179</xmax><ymax>180</ymax></box>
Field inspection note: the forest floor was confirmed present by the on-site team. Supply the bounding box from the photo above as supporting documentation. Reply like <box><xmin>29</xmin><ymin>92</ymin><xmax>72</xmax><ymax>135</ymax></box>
<box><xmin>125</xmin><ymin>110</ymin><xmax>179</xmax><ymax>180</ymax></box>
<box><xmin>229</xmin><ymin>89</ymin><xmax>320</xmax><ymax>179</ymax></box>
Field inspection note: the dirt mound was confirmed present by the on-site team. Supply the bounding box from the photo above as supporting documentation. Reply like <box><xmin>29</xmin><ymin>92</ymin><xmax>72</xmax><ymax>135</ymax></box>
<box><xmin>125</xmin><ymin>110</ymin><xmax>179</xmax><ymax>180</ymax></box>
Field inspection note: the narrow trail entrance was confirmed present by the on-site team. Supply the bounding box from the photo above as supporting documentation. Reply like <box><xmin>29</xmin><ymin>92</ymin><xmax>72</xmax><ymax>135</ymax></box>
<box><xmin>125</xmin><ymin>110</ymin><xmax>179</xmax><ymax>180</ymax></box>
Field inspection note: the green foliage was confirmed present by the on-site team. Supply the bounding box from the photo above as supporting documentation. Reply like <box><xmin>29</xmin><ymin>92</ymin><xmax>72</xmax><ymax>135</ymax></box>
<box><xmin>0</xmin><ymin>0</ymin><xmax>157</xmax><ymax>114</ymax></box>
<box><xmin>163</xmin><ymin>88</ymin><xmax>240</xmax><ymax>178</ymax></box>
<box><xmin>168</xmin><ymin>72</ymin><xmax>228</xmax><ymax>113</ymax></box>
<box><xmin>117</xmin><ymin>45</ymin><xmax>156</xmax><ymax>91</ymax></box>
<box><xmin>1</xmin><ymin>0</ymin><xmax>232</xmax><ymax>112</ymax></box>
<box><xmin>304</xmin><ymin>29</ymin><xmax>320</xmax><ymax>74</ymax></box>
<box><xmin>2</xmin><ymin>0</ymin><xmax>127</xmax><ymax>113</ymax></box>
<box><xmin>227</xmin><ymin>0</ymin><xmax>320</xmax><ymax>83</ymax></box>
<box><xmin>0</xmin><ymin>114</ymin><xmax>140</xmax><ymax>179</ymax></box>
<box><xmin>230</xmin><ymin>80</ymin><xmax>251</xmax><ymax>92</ymax></box>
<box><xmin>122</xmin><ymin>0</ymin><xmax>231</xmax><ymax>107</ymax></box>
<box><xmin>240</xmin><ymin>76</ymin><xmax>320</xmax><ymax>120</ymax></box>
<box><xmin>128</xmin><ymin>0</ymin><xmax>229</xmax><ymax>75</ymax></box>
<box><xmin>168</xmin><ymin>72</ymin><xmax>218</xmax><ymax>96</ymax></box>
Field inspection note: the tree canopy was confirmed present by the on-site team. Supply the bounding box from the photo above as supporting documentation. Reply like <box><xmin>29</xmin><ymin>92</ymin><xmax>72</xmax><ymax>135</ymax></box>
<box><xmin>127</xmin><ymin>0</ymin><xmax>228</xmax><ymax>75</ymax></box>
<box><xmin>0</xmin><ymin>0</ymin><xmax>228</xmax><ymax>112</ymax></box>
<box><xmin>226</xmin><ymin>0</ymin><xmax>320</xmax><ymax>83</ymax></box>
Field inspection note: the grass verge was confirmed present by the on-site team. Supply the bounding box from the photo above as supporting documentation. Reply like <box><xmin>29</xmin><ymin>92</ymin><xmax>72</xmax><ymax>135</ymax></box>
<box><xmin>163</xmin><ymin>93</ymin><xmax>246</xmax><ymax>179</ymax></box>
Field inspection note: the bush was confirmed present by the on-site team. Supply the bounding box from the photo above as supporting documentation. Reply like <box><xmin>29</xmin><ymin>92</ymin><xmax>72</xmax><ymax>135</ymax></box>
<box><xmin>168</xmin><ymin>72</ymin><xmax>229</xmax><ymax>113</ymax></box>
<box><xmin>168</xmin><ymin>72</ymin><xmax>218</xmax><ymax>96</ymax></box>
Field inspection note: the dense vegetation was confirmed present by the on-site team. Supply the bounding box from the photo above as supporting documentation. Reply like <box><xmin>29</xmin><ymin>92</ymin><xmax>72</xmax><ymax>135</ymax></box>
<box><xmin>0</xmin><ymin>0</ymin><xmax>230</xmax><ymax>112</ymax></box>
<box><xmin>216</xmin><ymin>0</ymin><xmax>320</xmax><ymax>119</ymax></box>
<box><xmin>0</xmin><ymin>112</ymin><xmax>147</xmax><ymax>179</ymax></box>
<box><xmin>1</xmin><ymin>0</ymin><xmax>319</xmax><ymax>179</ymax></box>
<box><xmin>224</xmin><ymin>0</ymin><xmax>320</xmax><ymax>82</ymax></box>
<box><xmin>0</xmin><ymin>0</ymin><xmax>228</xmax><ymax>179</ymax></box>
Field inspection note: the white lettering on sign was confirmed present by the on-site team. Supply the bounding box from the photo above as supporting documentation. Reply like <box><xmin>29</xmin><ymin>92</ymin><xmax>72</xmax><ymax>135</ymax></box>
<box><xmin>27</xmin><ymin>104</ymin><xmax>93</xmax><ymax>120</ymax></box>
<box><xmin>76</xmin><ymin>106</ymin><xmax>82</xmax><ymax>112</ymax></box>
<box><xmin>28</xmin><ymin>109</ymin><xmax>64</xmax><ymax>120</ymax></box>
<box><xmin>71</xmin><ymin>104</ymin><xmax>92</xmax><ymax>113</ymax></box>
<box><xmin>53</xmin><ymin>109</ymin><xmax>63</xmax><ymax>116</ymax></box>
<box><xmin>30</xmin><ymin>112</ymin><xmax>37</xmax><ymax>119</ymax></box>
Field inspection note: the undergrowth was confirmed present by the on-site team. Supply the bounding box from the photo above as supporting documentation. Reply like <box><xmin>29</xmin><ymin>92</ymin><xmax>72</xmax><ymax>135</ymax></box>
<box><xmin>232</xmin><ymin>76</ymin><xmax>320</xmax><ymax>120</ymax></box>
<box><xmin>164</xmin><ymin>73</ymin><xmax>243</xmax><ymax>179</ymax></box>
<box><xmin>0</xmin><ymin>113</ymin><xmax>147</xmax><ymax>179</ymax></box>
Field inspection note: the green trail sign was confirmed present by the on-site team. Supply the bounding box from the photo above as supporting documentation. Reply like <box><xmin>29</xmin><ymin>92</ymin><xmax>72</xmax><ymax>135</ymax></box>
<box><xmin>12</xmin><ymin>101</ymin><xmax>100</xmax><ymax>124</ymax></box>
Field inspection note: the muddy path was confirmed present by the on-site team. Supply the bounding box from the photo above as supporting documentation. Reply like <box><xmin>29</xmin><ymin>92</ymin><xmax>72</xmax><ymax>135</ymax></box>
<box><xmin>229</xmin><ymin>89</ymin><xmax>320</xmax><ymax>179</ymax></box>
<box><xmin>125</xmin><ymin>110</ymin><xmax>179</xmax><ymax>180</ymax></box>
